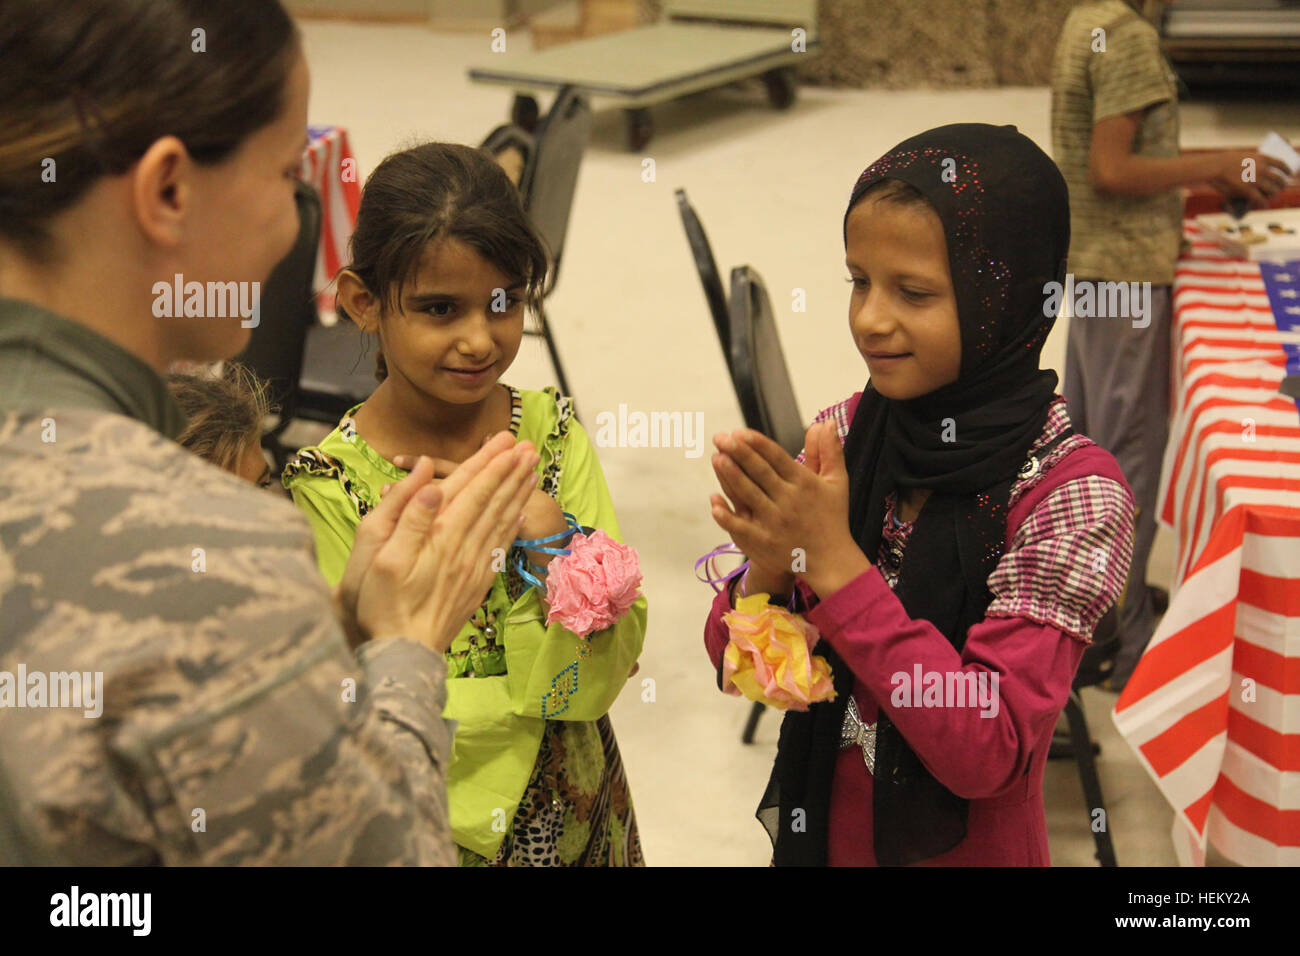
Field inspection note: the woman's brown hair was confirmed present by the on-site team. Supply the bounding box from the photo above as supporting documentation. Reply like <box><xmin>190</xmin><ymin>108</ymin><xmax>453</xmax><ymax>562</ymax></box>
<box><xmin>168</xmin><ymin>364</ymin><xmax>274</xmax><ymax>476</ymax></box>
<box><xmin>0</xmin><ymin>0</ymin><xmax>299</xmax><ymax>261</ymax></box>
<box><xmin>339</xmin><ymin>142</ymin><xmax>551</xmax><ymax>382</ymax></box>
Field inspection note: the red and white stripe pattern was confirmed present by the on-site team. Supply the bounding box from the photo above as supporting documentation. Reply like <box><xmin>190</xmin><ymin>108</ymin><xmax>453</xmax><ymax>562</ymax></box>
<box><xmin>301</xmin><ymin>125</ymin><xmax>362</xmax><ymax>313</ymax></box>
<box><xmin>1113</xmin><ymin>223</ymin><xmax>1300</xmax><ymax>865</ymax></box>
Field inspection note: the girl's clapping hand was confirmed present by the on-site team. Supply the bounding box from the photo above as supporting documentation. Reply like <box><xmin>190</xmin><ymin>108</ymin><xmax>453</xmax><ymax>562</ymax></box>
<box><xmin>709</xmin><ymin>421</ymin><xmax>872</xmax><ymax>599</ymax></box>
<box><xmin>385</xmin><ymin>454</ymin><xmax>458</xmax><ymax>493</ymax></box>
<box><xmin>385</xmin><ymin>430</ymin><xmax>518</xmax><ymax>495</ymax></box>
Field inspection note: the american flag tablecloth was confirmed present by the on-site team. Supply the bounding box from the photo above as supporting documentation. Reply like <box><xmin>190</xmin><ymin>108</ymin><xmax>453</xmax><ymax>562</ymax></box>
<box><xmin>1113</xmin><ymin>223</ymin><xmax>1300</xmax><ymax>866</ymax></box>
<box><xmin>300</xmin><ymin>125</ymin><xmax>362</xmax><ymax>312</ymax></box>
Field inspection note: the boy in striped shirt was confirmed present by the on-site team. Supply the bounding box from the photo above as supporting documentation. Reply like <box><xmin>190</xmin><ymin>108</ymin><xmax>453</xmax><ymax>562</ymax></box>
<box><xmin>1049</xmin><ymin>0</ymin><xmax>1291</xmax><ymax>690</ymax></box>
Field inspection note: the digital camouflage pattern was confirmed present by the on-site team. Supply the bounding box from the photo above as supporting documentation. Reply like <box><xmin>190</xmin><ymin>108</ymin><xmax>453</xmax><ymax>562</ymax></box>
<box><xmin>0</xmin><ymin>407</ymin><xmax>456</xmax><ymax>865</ymax></box>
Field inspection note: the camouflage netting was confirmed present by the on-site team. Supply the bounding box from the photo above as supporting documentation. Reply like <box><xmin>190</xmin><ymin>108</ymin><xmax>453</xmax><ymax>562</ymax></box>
<box><xmin>986</xmin><ymin>0</ymin><xmax>1089</xmax><ymax>86</ymax></box>
<box><xmin>638</xmin><ymin>0</ymin><xmax>1083</xmax><ymax>89</ymax></box>
<box><xmin>797</xmin><ymin>0</ymin><xmax>1079</xmax><ymax>89</ymax></box>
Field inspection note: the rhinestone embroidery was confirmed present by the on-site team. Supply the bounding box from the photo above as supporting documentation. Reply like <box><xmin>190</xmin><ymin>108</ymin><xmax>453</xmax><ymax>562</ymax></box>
<box><xmin>541</xmin><ymin>661</ymin><xmax>579</xmax><ymax>718</ymax></box>
<box><xmin>840</xmin><ymin>696</ymin><xmax>877</xmax><ymax>775</ymax></box>
<box><xmin>852</xmin><ymin>146</ymin><xmax>1027</xmax><ymax>366</ymax></box>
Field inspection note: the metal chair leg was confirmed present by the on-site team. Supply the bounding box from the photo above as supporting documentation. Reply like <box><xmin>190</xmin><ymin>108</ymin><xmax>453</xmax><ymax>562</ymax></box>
<box><xmin>1064</xmin><ymin>690</ymin><xmax>1117</xmax><ymax>867</ymax></box>
<box><xmin>533</xmin><ymin>305</ymin><xmax>574</xmax><ymax>401</ymax></box>
<box><xmin>742</xmin><ymin>701</ymin><xmax>765</xmax><ymax>744</ymax></box>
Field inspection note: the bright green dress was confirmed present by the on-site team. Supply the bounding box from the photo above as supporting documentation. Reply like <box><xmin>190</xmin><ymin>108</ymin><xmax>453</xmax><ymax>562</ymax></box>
<box><xmin>283</xmin><ymin>385</ymin><xmax>647</xmax><ymax>865</ymax></box>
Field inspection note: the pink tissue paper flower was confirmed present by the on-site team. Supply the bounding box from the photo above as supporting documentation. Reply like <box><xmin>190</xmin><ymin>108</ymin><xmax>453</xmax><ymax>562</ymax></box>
<box><xmin>544</xmin><ymin>530</ymin><xmax>642</xmax><ymax>637</ymax></box>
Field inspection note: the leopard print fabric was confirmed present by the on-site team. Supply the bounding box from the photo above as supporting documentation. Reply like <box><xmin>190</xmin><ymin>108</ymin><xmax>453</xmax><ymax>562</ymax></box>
<box><xmin>281</xmin><ymin>446</ymin><xmax>375</xmax><ymax>518</ymax></box>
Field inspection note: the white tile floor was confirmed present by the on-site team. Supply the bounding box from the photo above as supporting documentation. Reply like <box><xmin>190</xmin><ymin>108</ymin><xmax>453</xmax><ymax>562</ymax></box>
<box><xmin>293</xmin><ymin>19</ymin><xmax>1297</xmax><ymax>865</ymax></box>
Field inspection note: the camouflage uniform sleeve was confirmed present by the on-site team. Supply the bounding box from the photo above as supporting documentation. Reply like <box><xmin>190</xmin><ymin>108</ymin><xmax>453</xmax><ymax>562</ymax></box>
<box><xmin>41</xmin><ymin>626</ymin><xmax>459</xmax><ymax>867</ymax></box>
<box><xmin>114</xmin><ymin>568</ymin><xmax>459</xmax><ymax>866</ymax></box>
<box><xmin>13</xmin><ymin>631</ymin><xmax>460</xmax><ymax>867</ymax></box>
<box><xmin>350</xmin><ymin>637</ymin><xmax>458</xmax><ymax>863</ymax></box>
<box><xmin>0</xmin><ymin>411</ymin><xmax>457</xmax><ymax>866</ymax></box>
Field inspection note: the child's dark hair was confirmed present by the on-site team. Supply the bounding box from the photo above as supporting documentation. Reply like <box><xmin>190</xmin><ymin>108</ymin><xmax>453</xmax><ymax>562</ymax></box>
<box><xmin>850</xmin><ymin>177</ymin><xmax>930</xmax><ymax>213</ymax></box>
<box><xmin>843</xmin><ymin>177</ymin><xmax>934</xmax><ymax>247</ymax></box>
<box><xmin>339</xmin><ymin>142</ymin><xmax>550</xmax><ymax>382</ymax></box>
<box><xmin>168</xmin><ymin>363</ymin><xmax>274</xmax><ymax>475</ymax></box>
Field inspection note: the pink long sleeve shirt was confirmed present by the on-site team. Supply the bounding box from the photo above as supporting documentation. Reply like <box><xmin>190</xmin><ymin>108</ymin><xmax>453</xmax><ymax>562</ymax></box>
<box><xmin>704</xmin><ymin>394</ymin><xmax>1136</xmax><ymax>866</ymax></box>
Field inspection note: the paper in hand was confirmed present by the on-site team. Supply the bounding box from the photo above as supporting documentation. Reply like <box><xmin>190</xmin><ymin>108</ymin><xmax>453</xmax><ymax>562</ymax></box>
<box><xmin>1259</xmin><ymin>131</ymin><xmax>1300</xmax><ymax>178</ymax></box>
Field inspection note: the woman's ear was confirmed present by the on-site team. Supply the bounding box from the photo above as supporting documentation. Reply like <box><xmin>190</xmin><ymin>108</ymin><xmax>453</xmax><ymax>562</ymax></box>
<box><xmin>131</xmin><ymin>135</ymin><xmax>192</xmax><ymax>248</ymax></box>
<box><xmin>336</xmin><ymin>269</ymin><xmax>381</xmax><ymax>332</ymax></box>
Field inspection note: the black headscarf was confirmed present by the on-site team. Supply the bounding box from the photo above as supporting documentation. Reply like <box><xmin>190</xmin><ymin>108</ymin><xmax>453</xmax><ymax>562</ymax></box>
<box><xmin>760</xmin><ymin>124</ymin><xmax>1071</xmax><ymax>866</ymax></box>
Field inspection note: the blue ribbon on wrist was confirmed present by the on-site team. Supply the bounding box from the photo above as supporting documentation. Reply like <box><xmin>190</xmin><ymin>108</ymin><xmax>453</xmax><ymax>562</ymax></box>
<box><xmin>513</xmin><ymin>512</ymin><xmax>582</xmax><ymax>590</ymax></box>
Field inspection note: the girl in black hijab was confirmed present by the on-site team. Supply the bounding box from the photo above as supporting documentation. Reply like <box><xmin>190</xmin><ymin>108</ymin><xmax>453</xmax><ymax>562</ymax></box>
<box><xmin>704</xmin><ymin>124</ymin><xmax>1136</xmax><ymax>865</ymax></box>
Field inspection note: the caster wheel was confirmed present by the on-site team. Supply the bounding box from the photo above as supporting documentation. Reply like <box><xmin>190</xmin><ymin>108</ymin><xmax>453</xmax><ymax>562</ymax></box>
<box><xmin>511</xmin><ymin>94</ymin><xmax>540</xmax><ymax>133</ymax></box>
<box><xmin>625</xmin><ymin>107</ymin><xmax>654</xmax><ymax>151</ymax></box>
<box><xmin>762</xmin><ymin>67</ymin><xmax>797</xmax><ymax>110</ymax></box>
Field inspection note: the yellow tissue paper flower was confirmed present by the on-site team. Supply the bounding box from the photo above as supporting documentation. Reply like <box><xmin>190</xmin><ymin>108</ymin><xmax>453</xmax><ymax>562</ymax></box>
<box><xmin>721</xmin><ymin>593</ymin><xmax>836</xmax><ymax>711</ymax></box>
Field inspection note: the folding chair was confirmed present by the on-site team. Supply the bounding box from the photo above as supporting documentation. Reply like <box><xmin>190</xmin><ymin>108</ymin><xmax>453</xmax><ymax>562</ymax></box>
<box><xmin>675</xmin><ymin>187</ymin><xmax>730</xmax><ymax>354</ymax></box>
<box><xmin>234</xmin><ymin>179</ymin><xmax>378</xmax><ymax>473</ymax></box>
<box><xmin>233</xmin><ymin>178</ymin><xmax>318</xmax><ymax>472</ymax></box>
<box><xmin>676</xmin><ymin>187</ymin><xmax>803</xmax><ymax>743</ymax></box>
<box><xmin>481</xmin><ymin>86</ymin><xmax>594</xmax><ymax>404</ymax></box>
<box><xmin>727</xmin><ymin>266</ymin><xmax>805</xmax><ymax>457</ymax></box>
<box><xmin>676</xmin><ymin>188</ymin><xmax>802</xmax><ymax>452</ymax></box>
<box><xmin>1060</xmin><ymin>605</ymin><xmax>1121</xmax><ymax>866</ymax></box>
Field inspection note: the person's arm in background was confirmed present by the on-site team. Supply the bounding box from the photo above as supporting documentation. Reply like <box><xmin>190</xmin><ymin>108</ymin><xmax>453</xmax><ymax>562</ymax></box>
<box><xmin>1090</xmin><ymin>111</ymin><xmax>1290</xmax><ymax>203</ymax></box>
<box><xmin>1085</xmin><ymin>14</ymin><xmax>1291</xmax><ymax>202</ymax></box>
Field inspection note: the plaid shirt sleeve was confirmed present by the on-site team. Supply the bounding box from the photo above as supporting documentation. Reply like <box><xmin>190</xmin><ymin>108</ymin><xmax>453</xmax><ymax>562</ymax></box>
<box><xmin>985</xmin><ymin>475</ymin><xmax>1135</xmax><ymax>644</ymax></box>
<box><xmin>795</xmin><ymin>396</ymin><xmax>855</xmax><ymax>466</ymax></box>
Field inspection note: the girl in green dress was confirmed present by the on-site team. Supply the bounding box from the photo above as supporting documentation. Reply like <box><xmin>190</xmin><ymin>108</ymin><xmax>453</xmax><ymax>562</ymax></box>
<box><xmin>283</xmin><ymin>143</ymin><xmax>646</xmax><ymax>866</ymax></box>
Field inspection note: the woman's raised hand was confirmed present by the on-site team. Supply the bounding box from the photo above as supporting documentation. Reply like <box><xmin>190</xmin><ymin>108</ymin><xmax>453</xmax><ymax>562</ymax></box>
<box><xmin>338</xmin><ymin>432</ymin><xmax>539</xmax><ymax>653</ymax></box>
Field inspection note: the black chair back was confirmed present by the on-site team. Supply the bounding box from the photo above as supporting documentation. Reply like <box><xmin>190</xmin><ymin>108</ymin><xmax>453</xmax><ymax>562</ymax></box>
<box><xmin>234</xmin><ymin>178</ymin><xmax>321</xmax><ymax>428</ymax></box>
<box><xmin>480</xmin><ymin>122</ymin><xmax>535</xmax><ymax>188</ymax></box>
<box><xmin>521</xmin><ymin>86</ymin><xmax>592</xmax><ymax>295</ymax></box>
<box><xmin>297</xmin><ymin>320</ymin><xmax>381</xmax><ymax>424</ymax></box>
<box><xmin>235</xmin><ymin>177</ymin><xmax>378</xmax><ymax>463</ymax></box>
<box><xmin>727</xmin><ymin>265</ymin><xmax>805</xmax><ymax>457</ymax></box>
<box><xmin>674</xmin><ymin>188</ymin><xmax>730</xmax><ymax>355</ymax></box>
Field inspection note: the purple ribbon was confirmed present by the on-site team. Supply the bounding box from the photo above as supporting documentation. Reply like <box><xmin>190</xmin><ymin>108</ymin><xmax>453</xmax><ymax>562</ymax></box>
<box><xmin>694</xmin><ymin>543</ymin><xmax>748</xmax><ymax>594</ymax></box>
